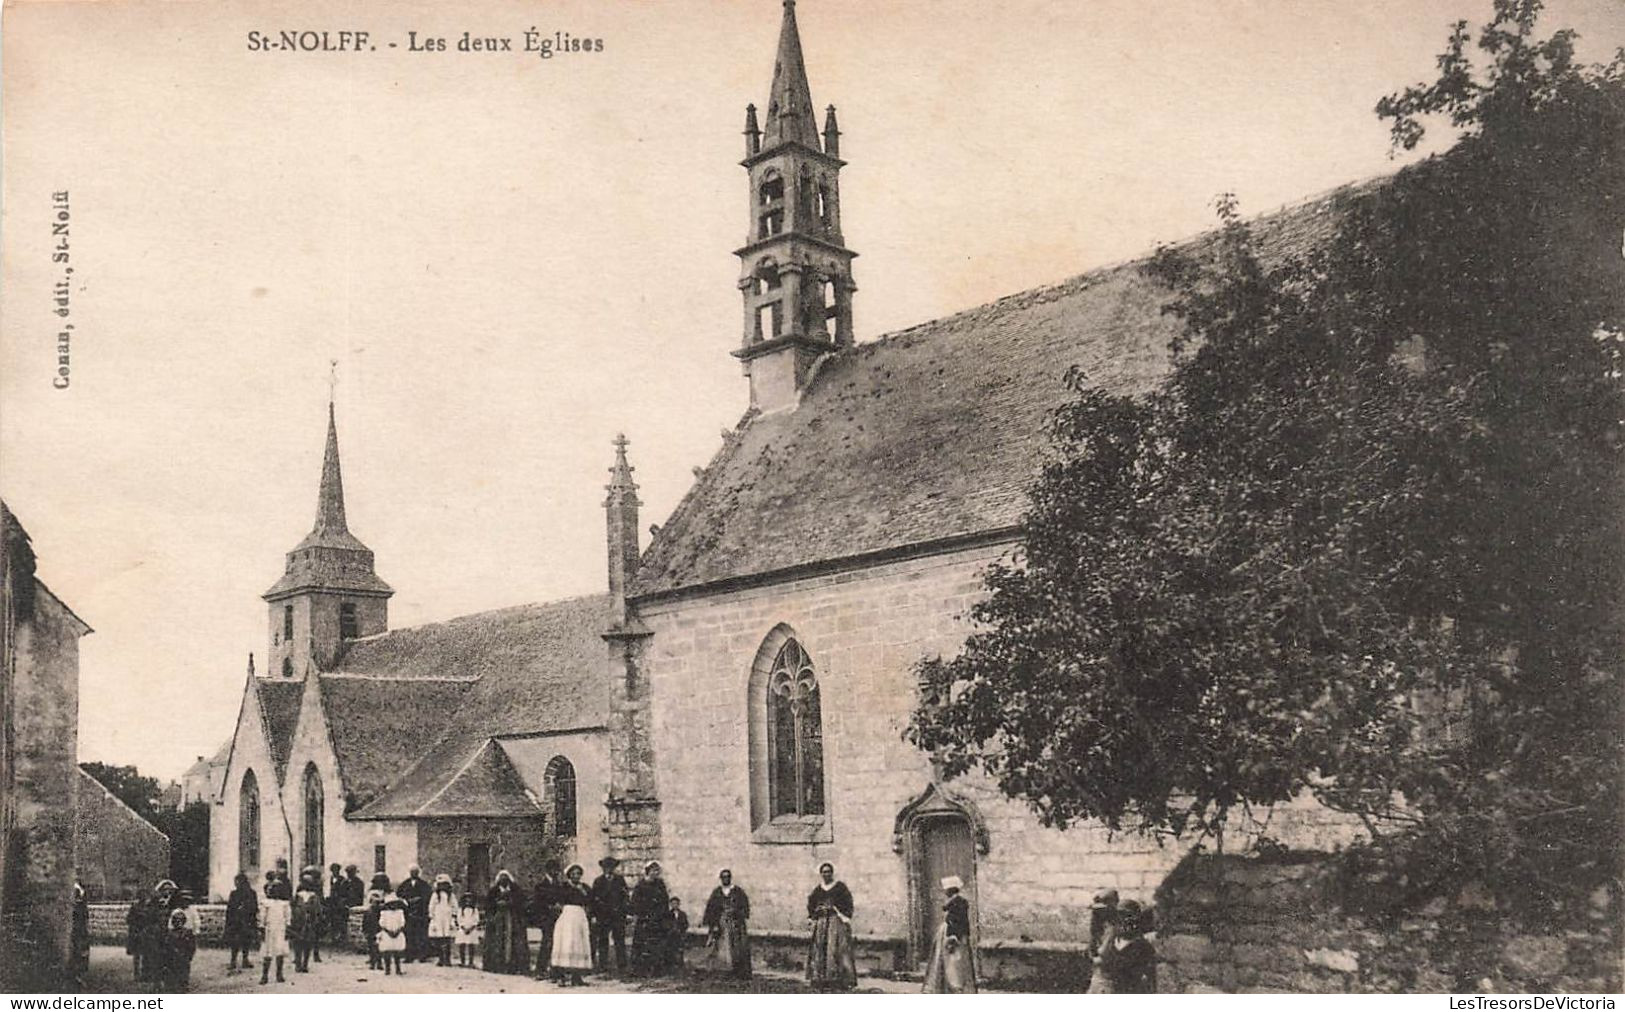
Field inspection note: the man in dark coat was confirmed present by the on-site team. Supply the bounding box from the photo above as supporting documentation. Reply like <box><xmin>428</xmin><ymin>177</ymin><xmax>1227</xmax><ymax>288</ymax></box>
<box><xmin>325</xmin><ymin>864</ymin><xmax>348</xmax><ymax>950</ymax></box>
<box><xmin>589</xmin><ymin>856</ymin><xmax>628</xmax><ymax>973</ymax></box>
<box><xmin>341</xmin><ymin>864</ymin><xmax>366</xmax><ymax>945</ymax></box>
<box><xmin>396</xmin><ymin>866</ymin><xmax>433</xmax><ymax>961</ymax></box>
<box><xmin>531</xmin><ymin>860</ymin><xmax>564</xmax><ymax>980</ymax></box>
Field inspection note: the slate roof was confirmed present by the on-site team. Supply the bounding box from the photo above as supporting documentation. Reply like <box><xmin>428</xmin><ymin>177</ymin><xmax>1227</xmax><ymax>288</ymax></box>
<box><xmin>413</xmin><ymin>740</ymin><xmax>545</xmax><ymax>819</ymax></box>
<box><xmin>631</xmin><ymin>179</ymin><xmax>1370</xmax><ymax>599</ymax></box>
<box><xmin>348</xmin><ymin>594</ymin><xmax>612</xmax><ymax>820</ymax></box>
<box><xmin>253</xmin><ymin>679</ymin><xmax>305</xmax><ymax>783</ymax></box>
<box><xmin>264</xmin><ymin>405</ymin><xmax>393</xmax><ymax>599</ymax></box>
<box><xmin>317</xmin><ymin>674</ymin><xmax>475</xmax><ymax>811</ymax></box>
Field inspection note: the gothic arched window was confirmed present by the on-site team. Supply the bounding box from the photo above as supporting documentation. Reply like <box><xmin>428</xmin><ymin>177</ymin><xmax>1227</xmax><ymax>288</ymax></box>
<box><xmin>282</xmin><ymin>657</ymin><xmax>293</xmax><ymax>678</ymax></box>
<box><xmin>239</xmin><ymin>770</ymin><xmax>261</xmax><ymax>873</ymax></box>
<box><xmin>767</xmin><ymin>638</ymin><xmax>826</xmax><ymax>819</ymax></box>
<box><xmin>545</xmin><ymin>756</ymin><xmax>577</xmax><ymax>838</ymax></box>
<box><xmin>302</xmin><ymin>763</ymin><xmax>324</xmax><ymax>869</ymax></box>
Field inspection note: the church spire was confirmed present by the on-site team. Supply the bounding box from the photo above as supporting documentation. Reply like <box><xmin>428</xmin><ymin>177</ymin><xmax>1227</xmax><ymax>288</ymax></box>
<box><xmin>313</xmin><ymin>401</ymin><xmax>349</xmax><ymax>537</ymax></box>
<box><xmin>264</xmin><ymin>394</ymin><xmax>392</xmax><ymax>677</ymax></box>
<box><xmin>733</xmin><ymin>0</ymin><xmax>857</xmax><ymax>414</ymax></box>
<box><xmin>762</xmin><ymin>0</ymin><xmax>820</xmax><ymax>151</ymax></box>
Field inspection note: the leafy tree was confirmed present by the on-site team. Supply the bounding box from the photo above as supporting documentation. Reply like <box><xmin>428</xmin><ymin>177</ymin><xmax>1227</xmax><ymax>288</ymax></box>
<box><xmin>908</xmin><ymin>0</ymin><xmax>1623</xmax><ymax>920</ymax></box>
<box><xmin>79</xmin><ymin>762</ymin><xmax>164</xmax><ymax>822</ymax></box>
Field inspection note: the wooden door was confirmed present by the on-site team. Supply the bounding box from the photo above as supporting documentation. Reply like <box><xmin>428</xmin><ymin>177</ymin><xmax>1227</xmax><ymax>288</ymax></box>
<box><xmin>914</xmin><ymin>816</ymin><xmax>977</xmax><ymax>963</ymax></box>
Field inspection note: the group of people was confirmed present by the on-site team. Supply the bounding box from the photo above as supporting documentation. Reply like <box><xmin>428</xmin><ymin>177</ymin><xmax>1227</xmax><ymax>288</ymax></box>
<box><xmin>221</xmin><ymin>859</ymin><xmax>366</xmax><ymax>983</ymax></box>
<box><xmin>123</xmin><ymin>879</ymin><xmax>200</xmax><ymax>992</ymax></box>
<box><xmin>477</xmin><ymin>857</ymin><xmax>693</xmax><ymax>985</ymax></box>
<box><xmin>129</xmin><ymin>854</ymin><xmax>1155</xmax><ymax>993</ymax></box>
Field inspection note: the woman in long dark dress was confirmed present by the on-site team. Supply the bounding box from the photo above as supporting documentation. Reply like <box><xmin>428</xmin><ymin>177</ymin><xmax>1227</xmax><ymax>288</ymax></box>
<box><xmin>481</xmin><ymin>870</ymin><xmax>529</xmax><ymax>975</ymax></box>
<box><xmin>700</xmin><ymin>869</ymin><xmax>751</xmax><ymax>980</ymax></box>
<box><xmin>629</xmin><ymin>861</ymin><xmax>670</xmax><ymax>977</ymax></box>
<box><xmin>806</xmin><ymin>862</ymin><xmax>856</xmax><ymax>990</ymax></box>
<box><xmin>125</xmin><ymin>890</ymin><xmax>154</xmax><ymax>981</ymax></box>
<box><xmin>922</xmin><ymin>876</ymin><xmax>977</xmax><ymax>993</ymax></box>
<box><xmin>225</xmin><ymin>873</ymin><xmax>260</xmax><ymax>972</ymax></box>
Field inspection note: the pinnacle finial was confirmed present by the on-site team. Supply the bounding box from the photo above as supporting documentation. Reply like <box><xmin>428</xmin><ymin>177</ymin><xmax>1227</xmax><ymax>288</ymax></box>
<box><xmin>607</xmin><ymin>433</ymin><xmax>638</xmax><ymax>495</ymax></box>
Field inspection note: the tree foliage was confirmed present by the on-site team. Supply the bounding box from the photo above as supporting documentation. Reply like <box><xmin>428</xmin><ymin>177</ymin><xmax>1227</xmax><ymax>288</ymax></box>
<box><xmin>908</xmin><ymin>0</ymin><xmax>1624</xmax><ymax>919</ymax></box>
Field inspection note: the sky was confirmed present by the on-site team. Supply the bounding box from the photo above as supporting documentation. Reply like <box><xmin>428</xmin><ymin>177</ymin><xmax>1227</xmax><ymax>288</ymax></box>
<box><xmin>3</xmin><ymin>0</ymin><xmax>1622</xmax><ymax>781</ymax></box>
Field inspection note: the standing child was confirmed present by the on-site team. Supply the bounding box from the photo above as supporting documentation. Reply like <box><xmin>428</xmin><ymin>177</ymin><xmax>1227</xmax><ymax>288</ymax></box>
<box><xmin>290</xmin><ymin>870</ymin><xmax>322</xmax><ymax>973</ymax></box>
<box><xmin>363</xmin><ymin>880</ymin><xmax>387</xmax><ymax>971</ymax></box>
<box><xmin>428</xmin><ymin>874</ymin><xmax>458</xmax><ymax>967</ymax></box>
<box><xmin>456</xmin><ymin>893</ymin><xmax>482</xmax><ymax>968</ymax></box>
<box><xmin>376</xmin><ymin>890</ymin><xmax>408</xmax><ymax>976</ymax></box>
<box><xmin>664</xmin><ymin>896</ymin><xmax>690</xmax><ymax>974</ymax></box>
<box><xmin>161</xmin><ymin>908</ymin><xmax>197</xmax><ymax>993</ymax></box>
<box><xmin>259</xmin><ymin>876</ymin><xmax>291</xmax><ymax>985</ymax></box>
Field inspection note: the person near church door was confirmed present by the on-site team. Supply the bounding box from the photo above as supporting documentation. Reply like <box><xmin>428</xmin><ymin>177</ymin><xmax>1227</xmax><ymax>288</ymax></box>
<box><xmin>289</xmin><ymin>869</ymin><xmax>323</xmax><ymax>973</ymax></box>
<box><xmin>397</xmin><ymin>866</ymin><xmax>433</xmax><ymax>961</ymax></box>
<box><xmin>225</xmin><ymin>873</ymin><xmax>259</xmax><ymax>973</ymax></box>
<box><xmin>482</xmin><ymin>870</ymin><xmax>529</xmax><ymax>975</ymax></box>
<box><xmin>325</xmin><ymin>864</ymin><xmax>348</xmax><ymax>950</ymax></box>
<box><xmin>428</xmin><ymin>875</ymin><xmax>459</xmax><ymax>967</ymax></box>
<box><xmin>590</xmin><ymin>857</ymin><xmax>628</xmax><ymax>973</ymax></box>
<box><xmin>376</xmin><ymin>889</ymin><xmax>408</xmax><ymax>976</ymax></box>
<box><xmin>456</xmin><ymin>892</ymin><xmax>482</xmax><ymax>968</ymax></box>
<box><xmin>1093</xmin><ymin>899</ymin><xmax>1157</xmax><ymax>993</ymax></box>
<box><xmin>258</xmin><ymin>874</ymin><xmax>292</xmax><ymax>986</ymax></box>
<box><xmin>530</xmin><ymin>860</ymin><xmax>564</xmax><ymax>980</ymax></box>
<box><xmin>629</xmin><ymin>861</ymin><xmax>670</xmax><ymax>977</ymax></box>
<box><xmin>806</xmin><ymin>863</ymin><xmax>856</xmax><ymax>990</ymax></box>
<box><xmin>701</xmin><ymin>869</ymin><xmax>752</xmax><ymax>980</ymax></box>
<box><xmin>922</xmin><ymin>876</ymin><xmax>977</xmax><ymax>993</ymax></box>
<box><xmin>550</xmin><ymin>864</ymin><xmax>595</xmax><ymax>986</ymax></box>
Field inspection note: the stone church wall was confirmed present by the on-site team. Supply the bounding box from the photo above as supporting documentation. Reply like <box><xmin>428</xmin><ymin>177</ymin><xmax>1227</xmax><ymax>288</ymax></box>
<box><xmin>282</xmin><ymin>677</ymin><xmax>351</xmax><ymax>875</ymax></box>
<box><xmin>635</xmin><ymin>542</ymin><xmax>1365</xmax><ymax>960</ymax></box>
<box><xmin>416</xmin><ymin>817</ymin><xmax>551</xmax><ymax>895</ymax></box>
<box><xmin>209</xmin><ymin>688</ymin><xmax>287</xmax><ymax>900</ymax></box>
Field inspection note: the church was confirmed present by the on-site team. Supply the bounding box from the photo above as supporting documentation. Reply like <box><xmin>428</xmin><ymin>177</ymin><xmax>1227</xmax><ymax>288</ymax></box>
<box><xmin>210</xmin><ymin>0</ymin><xmax>1364</xmax><ymax>973</ymax></box>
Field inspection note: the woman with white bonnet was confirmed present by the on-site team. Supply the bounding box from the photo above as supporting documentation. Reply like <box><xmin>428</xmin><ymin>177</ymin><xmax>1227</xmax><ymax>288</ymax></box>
<box><xmin>550</xmin><ymin>864</ymin><xmax>595</xmax><ymax>987</ymax></box>
<box><xmin>922</xmin><ymin>875</ymin><xmax>977</xmax><ymax>993</ymax></box>
<box><xmin>806</xmin><ymin>862</ymin><xmax>856</xmax><ymax>991</ymax></box>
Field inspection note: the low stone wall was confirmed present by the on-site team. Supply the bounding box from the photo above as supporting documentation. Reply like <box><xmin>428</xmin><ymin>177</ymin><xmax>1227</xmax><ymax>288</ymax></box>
<box><xmin>1155</xmin><ymin>852</ymin><xmax>1621</xmax><ymax>993</ymax></box>
<box><xmin>708</xmin><ymin>930</ymin><xmax>1089</xmax><ymax>990</ymax></box>
<box><xmin>88</xmin><ymin>904</ymin><xmax>372</xmax><ymax>952</ymax></box>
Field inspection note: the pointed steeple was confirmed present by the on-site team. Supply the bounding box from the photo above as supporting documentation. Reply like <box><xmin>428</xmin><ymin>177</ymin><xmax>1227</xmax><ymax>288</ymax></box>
<box><xmin>265</xmin><ymin>398</ymin><xmax>392</xmax><ymax>672</ymax></box>
<box><xmin>313</xmin><ymin>402</ymin><xmax>348</xmax><ymax>537</ymax></box>
<box><xmin>762</xmin><ymin>0</ymin><xmax>821</xmax><ymax>151</ymax></box>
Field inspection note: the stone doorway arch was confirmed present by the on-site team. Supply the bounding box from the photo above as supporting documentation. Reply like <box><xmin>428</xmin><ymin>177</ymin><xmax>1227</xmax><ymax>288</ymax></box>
<box><xmin>893</xmin><ymin>782</ymin><xmax>989</xmax><ymax>965</ymax></box>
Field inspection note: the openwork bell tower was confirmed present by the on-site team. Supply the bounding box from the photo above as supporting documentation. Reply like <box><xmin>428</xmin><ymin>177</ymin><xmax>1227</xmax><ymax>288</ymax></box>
<box><xmin>733</xmin><ymin>0</ymin><xmax>856</xmax><ymax>414</ymax></box>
